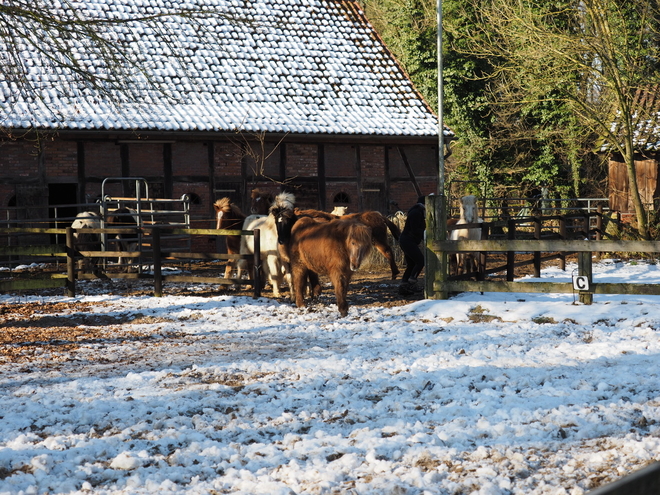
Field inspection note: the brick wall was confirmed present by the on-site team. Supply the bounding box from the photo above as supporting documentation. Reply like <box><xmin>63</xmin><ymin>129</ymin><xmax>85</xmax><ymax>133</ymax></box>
<box><xmin>214</xmin><ymin>142</ymin><xmax>243</xmax><ymax>177</ymax></box>
<box><xmin>360</xmin><ymin>145</ymin><xmax>384</xmax><ymax>178</ymax></box>
<box><xmin>325</xmin><ymin>144</ymin><xmax>357</xmax><ymax>177</ymax></box>
<box><xmin>45</xmin><ymin>140</ymin><xmax>77</xmax><ymax>177</ymax></box>
<box><xmin>286</xmin><ymin>143</ymin><xmax>317</xmax><ymax>177</ymax></box>
<box><xmin>129</xmin><ymin>143</ymin><xmax>163</xmax><ymax>177</ymax></box>
<box><xmin>173</xmin><ymin>142</ymin><xmax>208</xmax><ymax>176</ymax></box>
<box><xmin>1</xmin><ymin>141</ymin><xmax>40</xmax><ymax>178</ymax></box>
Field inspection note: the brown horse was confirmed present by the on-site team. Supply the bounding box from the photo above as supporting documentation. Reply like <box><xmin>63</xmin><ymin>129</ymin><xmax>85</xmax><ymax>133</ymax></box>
<box><xmin>286</xmin><ymin>208</ymin><xmax>400</xmax><ymax>279</ymax></box>
<box><xmin>288</xmin><ymin>216</ymin><xmax>372</xmax><ymax>317</ymax></box>
<box><xmin>341</xmin><ymin>211</ymin><xmax>401</xmax><ymax>280</ymax></box>
<box><xmin>214</xmin><ymin>197</ymin><xmax>247</xmax><ymax>279</ymax></box>
<box><xmin>106</xmin><ymin>207</ymin><xmax>140</xmax><ymax>272</ymax></box>
<box><xmin>250</xmin><ymin>188</ymin><xmax>274</xmax><ymax>215</ymax></box>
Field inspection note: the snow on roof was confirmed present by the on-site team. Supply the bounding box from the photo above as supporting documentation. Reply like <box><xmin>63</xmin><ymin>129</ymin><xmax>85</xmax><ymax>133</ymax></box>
<box><xmin>0</xmin><ymin>0</ymin><xmax>444</xmax><ymax>137</ymax></box>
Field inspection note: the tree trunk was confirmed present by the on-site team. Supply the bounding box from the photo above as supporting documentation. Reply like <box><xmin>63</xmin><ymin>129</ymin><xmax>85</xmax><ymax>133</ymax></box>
<box><xmin>624</xmin><ymin>138</ymin><xmax>649</xmax><ymax>240</ymax></box>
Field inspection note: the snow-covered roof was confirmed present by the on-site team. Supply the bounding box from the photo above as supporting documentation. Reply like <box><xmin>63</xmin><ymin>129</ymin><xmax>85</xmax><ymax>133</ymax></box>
<box><xmin>0</xmin><ymin>0</ymin><xmax>443</xmax><ymax>137</ymax></box>
<box><xmin>603</xmin><ymin>86</ymin><xmax>660</xmax><ymax>152</ymax></box>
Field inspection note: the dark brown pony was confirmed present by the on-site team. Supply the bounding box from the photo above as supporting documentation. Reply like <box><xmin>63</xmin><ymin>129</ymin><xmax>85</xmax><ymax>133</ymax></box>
<box><xmin>106</xmin><ymin>207</ymin><xmax>139</xmax><ymax>272</ymax></box>
<box><xmin>342</xmin><ymin>211</ymin><xmax>401</xmax><ymax>280</ymax></box>
<box><xmin>250</xmin><ymin>188</ymin><xmax>274</xmax><ymax>215</ymax></box>
<box><xmin>288</xmin><ymin>216</ymin><xmax>372</xmax><ymax>317</ymax></box>
<box><xmin>214</xmin><ymin>197</ymin><xmax>247</xmax><ymax>279</ymax></box>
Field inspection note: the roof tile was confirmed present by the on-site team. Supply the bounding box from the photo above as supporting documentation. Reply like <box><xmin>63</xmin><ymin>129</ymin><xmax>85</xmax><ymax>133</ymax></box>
<box><xmin>1</xmin><ymin>0</ymin><xmax>443</xmax><ymax>137</ymax></box>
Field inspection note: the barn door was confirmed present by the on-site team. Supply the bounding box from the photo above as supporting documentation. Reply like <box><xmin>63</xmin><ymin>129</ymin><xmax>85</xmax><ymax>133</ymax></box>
<box><xmin>361</xmin><ymin>183</ymin><xmax>385</xmax><ymax>212</ymax></box>
<box><xmin>15</xmin><ymin>184</ymin><xmax>49</xmax><ymax>244</ymax></box>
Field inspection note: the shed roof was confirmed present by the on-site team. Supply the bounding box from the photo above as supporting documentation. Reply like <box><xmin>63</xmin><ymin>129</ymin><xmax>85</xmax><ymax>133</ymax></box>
<box><xmin>604</xmin><ymin>86</ymin><xmax>660</xmax><ymax>152</ymax></box>
<box><xmin>0</xmin><ymin>0</ymin><xmax>443</xmax><ymax>138</ymax></box>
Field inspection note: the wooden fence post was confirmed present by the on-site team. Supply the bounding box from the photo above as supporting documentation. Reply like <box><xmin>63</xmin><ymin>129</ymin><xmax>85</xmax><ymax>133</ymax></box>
<box><xmin>534</xmin><ymin>216</ymin><xmax>541</xmax><ymax>278</ymax></box>
<box><xmin>595</xmin><ymin>206</ymin><xmax>603</xmax><ymax>261</ymax></box>
<box><xmin>478</xmin><ymin>222</ymin><xmax>488</xmax><ymax>281</ymax></box>
<box><xmin>559</xmin><ymin>216</ymin><xmax>567</xmax><ymax>271</ymax></box>
<box><xmin>578</xmin><ymin>250</ymin><xmax>593</xmax><ymax>305</ymax></box>
<box><xmin>65</xmin><ymin>227</ymin><xmax>76</xmax><ymax>297</ymax></box>
<box><xmin>507</xmin><ymin>219</ymin><xmax>515</xmax><ymax>281</ymax></box>
<box><xmin>252</xmin><ymin>228</ymin><xmax>262</xmax><ymax>299</ymax></box>
<box><xmin>152</xmin><ymin>227</ymin><xmax>162</xmax><ymax>297</ymax></box>
<box><xmin>426</xmin><ymin>194</ymin><xmax>448</xmax><ymax>299</ymax></box>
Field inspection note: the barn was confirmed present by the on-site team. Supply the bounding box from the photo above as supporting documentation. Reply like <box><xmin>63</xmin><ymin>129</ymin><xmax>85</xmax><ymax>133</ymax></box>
<box><xmin>607</xmin><ymin>88</ymin><xmax>660</xmax><ymax>216</ymax></box>
<box><xmin>0</xmin><ymin>0</ymin><xmax>447</xmax><ymax>244</ymax></box>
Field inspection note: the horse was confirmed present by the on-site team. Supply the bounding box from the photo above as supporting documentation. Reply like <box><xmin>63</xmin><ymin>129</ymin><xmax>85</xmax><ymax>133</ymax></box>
<box><xmin>71</xmin><ymin>211</ymin><xmax>102</xmax><ymax>273</ymax></box>
<box><xmin>293</xmin><ymin>207</ymin><xmax>339</xmax><ymax>222</ymax></box>
<box><xmin>106</xmin><ymin>207</ymin><xmax>140</xmax><ymax>272</ymax></box>
<box><xmin>287</xmin><ymin>216</ymin><xmax>372</xmax><ymax>317</ymax></box>
<box><xmin>449</xmin><ymin>195</ymin><xmax>483</xmax><ymax>276</ymax></box>
<box><xmin>330</xmin><ymin>205</ymin><xmax>349</xmax><ymax>216</ymax></box>
<box><xmin>213</xmin><ymin>197</ymin><xmax>247</xmax><ymax>279</ymax></box>
<box><xmin>250</xmin><ymin>188</ymin><xmax>274</xmax><ymax>215</ymax></box>
<box><xmin>238</xmin><ymin>192</ymin><xmax>295</xmax><ymax>298</ymax></box>
<box><xmin>282</xmin><ymin>207</ymin><xmax>400</xmax><ymax>280</ymax></box>
<box><xmin>341</xmin><ymin>211</ymin><xmax>401</xmax><ymax>279</ymax></box>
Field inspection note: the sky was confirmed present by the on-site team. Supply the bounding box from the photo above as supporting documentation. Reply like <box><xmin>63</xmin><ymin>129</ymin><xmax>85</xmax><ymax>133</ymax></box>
<box><xmin>0</xmin><ymin>259</ymin><xmax>659</xmax><ymax>494</ymax></box>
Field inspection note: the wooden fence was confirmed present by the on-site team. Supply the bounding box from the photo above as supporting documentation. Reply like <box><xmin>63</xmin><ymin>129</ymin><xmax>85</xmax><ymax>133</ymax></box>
<box><xmin>425</xmin><ymin>195</ymin><xmax>660</xmax><ymax>302</ymax></box>
<box><xmin>0</xmin><ymin>226</ymin><xmax>262</xmax><ymax>298</ymax></box>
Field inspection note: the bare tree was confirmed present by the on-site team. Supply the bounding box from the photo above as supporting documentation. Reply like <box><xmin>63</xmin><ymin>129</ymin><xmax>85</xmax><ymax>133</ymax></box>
<box><xmin>0</xmin><ymin>0</ymin><xmax>242</xmax><ymax>113</ymax></box>
<box><xmin>454</xmin><ymin>0</ymin><xmax>660</xmax><ymax>239</ymax></box>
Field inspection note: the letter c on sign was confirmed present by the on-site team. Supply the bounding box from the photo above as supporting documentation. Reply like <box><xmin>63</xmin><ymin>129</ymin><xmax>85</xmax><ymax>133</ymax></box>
<box><xmin>572</xmin><ymin>276</ymin><xmax>590</xmax><ymax>291</ymax></box>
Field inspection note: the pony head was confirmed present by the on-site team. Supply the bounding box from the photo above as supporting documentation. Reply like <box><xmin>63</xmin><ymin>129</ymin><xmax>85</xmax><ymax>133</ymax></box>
<box><xmin>250</xmin><ymin>188</ymin><xmax>274</xmax><ymax>214</ymax></box>
<box><xmin>269</xmin><ymin>192</ymin><xmax>297</xmax><ymax>245</ymax></box>
<box><xmin>214</xmin><ymin>197</ymin><xmax>231</xmax><ymax>228</ymax></box>
<box><xmin>346</xmin><ymin>222</ymin><xmax>372</xmax><ymax>272</ymax></box>
<box><xmin>214</xmin><ymin>197</ymin><xmax>245</xmax><ymax>229</ymax></box>
<box><xmin>460</xmin><ymin>195</ymin><xmax>479</xmax><ymax>224</ymax></box>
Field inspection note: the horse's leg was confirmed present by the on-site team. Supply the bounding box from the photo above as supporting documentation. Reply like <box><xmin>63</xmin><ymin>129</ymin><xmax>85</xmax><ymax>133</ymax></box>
<box><xmin>330</xmin><ymin>272</ymin><xmax>350</xmax><ymax>317</ymax></box>
<box><xmin>292</xmin><ymin>265</ymin><xmax>308</xmax><ymax>309</ymax></box>
<box><xmin>265</xmin><ymin>255</ymin><xmax>282</xmax><ymax>297</ymax></box>
<box><xmin>308</xmin><ymin>271</ymin><xmax>321</xmax><ymax>299</ymax></box>
<box><xmin>374</xmin><ymin>241</ymin><xmax>400</xmax><ymax>280</ymax></box>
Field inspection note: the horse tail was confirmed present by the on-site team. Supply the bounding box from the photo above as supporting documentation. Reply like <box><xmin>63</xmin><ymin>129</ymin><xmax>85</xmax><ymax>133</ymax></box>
<box><xmin>383</xmin><ymin>215</ymin><xmax>401</xmax><ymax>240</ymax></box>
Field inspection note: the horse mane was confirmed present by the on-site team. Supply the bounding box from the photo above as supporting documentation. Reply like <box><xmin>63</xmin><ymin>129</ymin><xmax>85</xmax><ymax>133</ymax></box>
<box><xmin>346</xmin><ymin>220</ymin><xmax>372</xmax><ymax>246</ymax></box>
<box><xmin>213</xmin><ymin>197</ymin><xmax>247</xmax><ymax>219</ymax></box>
<box><xmin>270</xmin><ymin>191</ymin><xmax>296</xmax><ymax>212</ymax></box>
<box><xmin>294</xmin><ymin>208</ymin><xmax>338</xmax><ymax>221</ymax></box>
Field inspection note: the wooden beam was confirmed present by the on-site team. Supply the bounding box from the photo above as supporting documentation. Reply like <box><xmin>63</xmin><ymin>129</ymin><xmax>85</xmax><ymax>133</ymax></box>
<box><xmin>433</xmin><ymin>239</ymin><xmax>660</xmax><ymax>253</ymax></box>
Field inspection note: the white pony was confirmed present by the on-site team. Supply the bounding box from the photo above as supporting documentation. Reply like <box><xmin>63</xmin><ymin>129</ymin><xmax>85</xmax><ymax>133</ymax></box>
<box><xmin>71</xmin><ymin>211</ymin><xmax>102</xmax><ymax>272</ymax></box>
<box><xmin>237</xmin><ymin>192</ymin><xmax>295</xmax><ymax>298</ymax></box>
<box><xmin>330</xmin><ymin>205</ymin><xmax>349</xmax><ymax>216</ymax></box>
<box><xmin>449</xmin><ymin>195</ymin><xmax>483</xmax><ymax>275</ymax></box>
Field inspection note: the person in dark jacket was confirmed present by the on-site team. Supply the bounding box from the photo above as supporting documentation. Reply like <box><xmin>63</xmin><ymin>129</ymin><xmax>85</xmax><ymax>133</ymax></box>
<box><xmin>398</xmin><ymin>196</ymin><xmax>426</xmax><ymax>294</ymax></box>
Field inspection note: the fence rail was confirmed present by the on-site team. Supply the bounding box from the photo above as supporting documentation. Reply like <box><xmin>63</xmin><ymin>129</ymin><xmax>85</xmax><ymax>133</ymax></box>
<box><xmin>0</xmin><ymin>226</ymin><xmax>262</xmax><ymax>298</ymax></box>
<box><xmin>425</xmin><ymin>195</ymin><xmax>659</xmax><ymax>302</ymax></box>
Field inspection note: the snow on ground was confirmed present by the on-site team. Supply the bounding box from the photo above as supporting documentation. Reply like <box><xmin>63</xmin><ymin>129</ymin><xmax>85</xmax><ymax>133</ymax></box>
<box><xmin>0</xmin><ymin>260</ymin><xmax>659</xmax><ymax>494</ymax></box>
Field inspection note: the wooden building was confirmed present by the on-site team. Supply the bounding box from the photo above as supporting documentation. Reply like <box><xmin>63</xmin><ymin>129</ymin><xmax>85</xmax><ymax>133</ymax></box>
<box><xmin>607</xmin><ymin>88</ymin><xmax>660</xmax><ymax>214</ymax></box>
<box><xmin>0</xmin><ymin>0</ymin><xmax>447</xmax><ymax>233</ymax></box>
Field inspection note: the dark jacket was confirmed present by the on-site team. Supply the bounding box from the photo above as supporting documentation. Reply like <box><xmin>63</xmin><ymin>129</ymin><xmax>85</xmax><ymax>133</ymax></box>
<box><xmin>401</xmin><ymin>203</ymin><xmax>426</xmax><ymax>245</ymax></box>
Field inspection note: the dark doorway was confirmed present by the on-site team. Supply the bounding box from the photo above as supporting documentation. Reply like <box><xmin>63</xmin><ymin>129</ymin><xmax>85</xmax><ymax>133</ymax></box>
<box><xmin>49</xmin><ymin>183</ymin><xmax>79</xmax><ymax>227</ymax></box>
